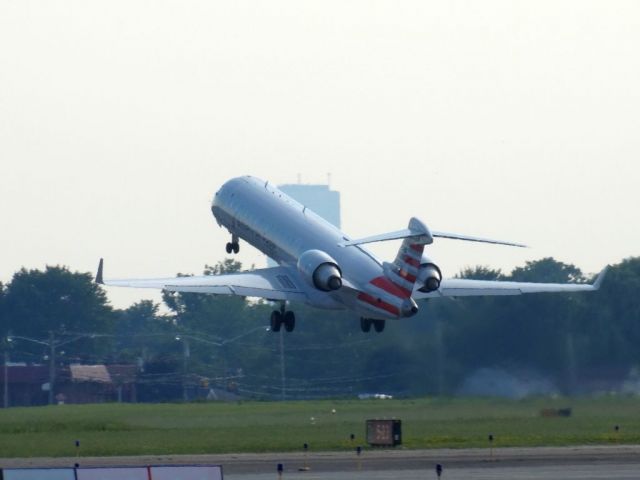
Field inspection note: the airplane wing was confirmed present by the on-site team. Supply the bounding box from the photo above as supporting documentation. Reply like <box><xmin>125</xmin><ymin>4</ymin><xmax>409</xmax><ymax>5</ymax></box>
<box><xmin>414</xmin><ymin>267</ymin><xmax>608</xmax><ymax>299</ymax></box>
<box><xmin>96</xmin><ymin>259</ymin><xmax>308</xmax><ymax>302</ymax></box>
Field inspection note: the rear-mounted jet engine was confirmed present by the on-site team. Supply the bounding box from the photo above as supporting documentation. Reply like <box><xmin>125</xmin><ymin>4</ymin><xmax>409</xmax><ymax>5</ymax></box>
<box><xmin>297</xmin><ymin>249</ymin><xmax>343</xmax><ymax>291</ymax></box>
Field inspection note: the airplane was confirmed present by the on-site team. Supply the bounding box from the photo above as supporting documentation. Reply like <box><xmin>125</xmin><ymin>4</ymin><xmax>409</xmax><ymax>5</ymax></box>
<box><xmin>96</xmin><ymin>175</ymin><xmax>607</xmax><ymax>333</ymax></box>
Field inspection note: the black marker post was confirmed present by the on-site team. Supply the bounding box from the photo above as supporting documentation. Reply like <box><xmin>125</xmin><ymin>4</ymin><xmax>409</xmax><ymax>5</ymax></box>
<box><xmin>436</xmin><ymin>463</ymin><xmax>443</xmax><ymax>478</ymax></box>
<box><xmin>488</xmin><ymin>434</ymin><xmax>494</xmax><ymax>460</ymax></box>
<box><xmin>299</xmin><ymin>443</ymin><xmax>310</xmax><ymax>471</ymax></box>
<box><xmin>277</xmin><ymin>463</ymin><xmax>284</xmax><ymax>480</ymax></box>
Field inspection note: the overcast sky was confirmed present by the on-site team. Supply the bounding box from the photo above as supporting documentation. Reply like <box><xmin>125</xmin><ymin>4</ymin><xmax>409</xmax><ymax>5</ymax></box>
<box><xmin>1</xmin><ymin>1</ymin><xmax>638</xmax><ymax>309</ymax></box>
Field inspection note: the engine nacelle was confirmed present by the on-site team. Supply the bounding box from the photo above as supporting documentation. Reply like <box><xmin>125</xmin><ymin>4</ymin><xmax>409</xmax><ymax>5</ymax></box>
<box><xmin>417</xmin><ymin>257</ymin><xmax>442</xmax><ymax>293</ymax></box>
<box><xmin>297</xmin><ymin>249</ymin><xmax>343</xmax><ymax>292</ymax></box>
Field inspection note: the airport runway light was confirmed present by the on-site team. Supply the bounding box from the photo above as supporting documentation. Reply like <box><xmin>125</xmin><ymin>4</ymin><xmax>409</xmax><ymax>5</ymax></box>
<box><xmin>488</xmin><ymin>434</ymin><xmax>494</xmax><ymax>459</ymax></box>
<box><xmin>277</xmin><ymin>462</ymin><xmax>284</xmax><ymax>479</ymax></box>
<box><xmin>436</xmin><ymin>463</ymin><xmax>443</xmax><ymax>478</ymax></box>
<box><xmin>299</xmin><ymin>443</ymin><xmax>310</xmax><ymax>472</ymax></box>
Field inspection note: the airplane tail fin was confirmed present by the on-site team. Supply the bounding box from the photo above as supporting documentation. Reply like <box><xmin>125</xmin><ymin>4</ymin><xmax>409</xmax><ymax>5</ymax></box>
<box><xmin>344</xmin><ymin>216</ymin><xmax>526</xmax><ymax>304</ymax></box>
<box><xmin>383</xmin><ymin>217</ymin><xmax>432</xmax><ymax>294</ymax></box>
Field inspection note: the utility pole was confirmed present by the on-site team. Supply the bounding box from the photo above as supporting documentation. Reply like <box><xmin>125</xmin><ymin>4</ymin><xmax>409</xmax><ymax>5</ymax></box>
<box><xmin>182</xmin><ymin>338</ymin><xmax>190</xmax><ymax>401</ymax></box>
<box><xmin>48</xmin><ymin>331</ymin><xmax>56</xmax><ymax>405</ymax></box>
<box><xmin>3</xmin><ymin>349</ymin><xmax>9</xmax><ymax>408</ymax></box>
<box><xmin>222</xmin><ymin>344</ymin><xmax>228</xmax><ymax>391</ymax></box>
<box><xmin>435</xmin><ymin>317</ymin><xmax>446</xmax><ymax>396</ymax></box>
<box><xmin>279</xmin><ymin>329</ymin><xmax>286</xmax><ymax>401</ymax></box>
<box><xmin>7</xmin><ymin>332</ymin><xmax>95</xmax><ymax>406</ymax></box>
<box><xmin>566</xmin><ymin>331</ymin><xmax>576</xmax><ymax>395</ymax></box>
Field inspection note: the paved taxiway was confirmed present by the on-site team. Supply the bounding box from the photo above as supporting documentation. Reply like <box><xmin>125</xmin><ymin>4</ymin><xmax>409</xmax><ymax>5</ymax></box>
<box><xmin>2</xmin><ymin>445</ymin><xmax>640</xmax><ymax>479</ymax></box>
<box><xmin>225</xmin><ymin>464</ymin><xmax>640</xmax><ymax>480</ymax></box>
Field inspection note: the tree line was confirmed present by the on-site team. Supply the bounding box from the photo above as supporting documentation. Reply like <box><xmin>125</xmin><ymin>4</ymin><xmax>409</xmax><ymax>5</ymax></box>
<box><xmin>0</xmin><ymin>256</ymin><xmax>638</xmax><ymax>400</ymax></box>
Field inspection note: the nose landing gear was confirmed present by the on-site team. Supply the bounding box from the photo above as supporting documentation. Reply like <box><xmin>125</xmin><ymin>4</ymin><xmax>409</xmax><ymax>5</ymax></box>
<box><xmin>225</xmin><ymin>235</ymin><xmax>240</xmax><ymax>254</ymax></box>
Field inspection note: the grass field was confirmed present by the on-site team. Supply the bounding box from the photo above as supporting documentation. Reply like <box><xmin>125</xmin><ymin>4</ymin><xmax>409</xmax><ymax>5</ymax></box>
<box><xmin>0</xmin><ymin>396</ymin><xmax>639</xmax><ymax>457</ymax></box>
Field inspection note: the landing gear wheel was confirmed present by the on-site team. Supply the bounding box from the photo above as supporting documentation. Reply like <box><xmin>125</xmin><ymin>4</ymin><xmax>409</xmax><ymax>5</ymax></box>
<box><xmin>373</xmin><ymin>320</ymin><xmax>386</xmax><ymax>333</ymax></box>
<box><xmin>270</xmin><ymin>311</ymin><xmax>282</xmax><ymax>332</ymax></box>
<box><xmin>360</xmin><ymin>318</ymin><xmax>372</xmax><ymax>333</ymax></box>
<box><xmin>225</xmin><ymin>242</ymin><xmax>233</xmax><ymax>254</ymax></box>
<box><xmin>232</xmin><ymin>242</ymin><xmax>240</xmax><ymax>254</ymax></box>
<box><xmin>283</xmin><ymin>311</ymin><xmax>296</xmax><ymax>332</ymax></box>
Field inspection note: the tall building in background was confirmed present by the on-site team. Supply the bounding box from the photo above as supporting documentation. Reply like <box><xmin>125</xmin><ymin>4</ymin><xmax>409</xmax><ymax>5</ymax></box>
<box><xmin>266</xmin><ymin>181</ymin><xmax>341</xmax><ymax>266</ymax></box>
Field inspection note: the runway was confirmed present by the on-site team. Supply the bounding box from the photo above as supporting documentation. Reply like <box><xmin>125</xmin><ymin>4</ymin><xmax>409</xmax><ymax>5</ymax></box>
<box><xmin>226</xmin><ymin>464</ymin><xmax>640</xmax><ymax>480</ymax></box>
<box><xmin>2</xmin><ymin>445</ymin><xmax>640</xmax><ymax>479</ymax></box>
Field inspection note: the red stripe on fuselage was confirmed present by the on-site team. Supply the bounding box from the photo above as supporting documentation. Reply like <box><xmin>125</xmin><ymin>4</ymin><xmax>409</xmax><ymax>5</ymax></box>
<box><xmin>357</xmin><ymin>292</ymin><xmax>400</xmax><ymax>316</ymax></box>
<box><xmin>409</xmin><ymin>244</ymin><xmax>423</xmax><ymax>253</ymax></box>
<box><xmin>371</xmin><ymin>276</ymin><xmax>411</xmax><ymax>299</ymax></box>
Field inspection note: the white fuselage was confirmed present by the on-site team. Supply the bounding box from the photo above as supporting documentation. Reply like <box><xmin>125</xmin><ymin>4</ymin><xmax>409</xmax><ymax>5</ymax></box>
<box><xmin>211</xmin><ymin>176</ymin><xmax>409</xmax><ymax>320</ymax></box>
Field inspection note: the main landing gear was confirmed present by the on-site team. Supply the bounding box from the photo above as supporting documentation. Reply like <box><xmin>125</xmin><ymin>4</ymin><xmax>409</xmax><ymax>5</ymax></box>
<box><xmin>360</xmin><ymin>318</ymin><xmax>386</xmax><ymax>333</ymax></box>
<box><xmin>225</xmin><ymin>235</ymin><xmax>240</xmax><ymax>254</ymax></box>
<box><xmin>271</xmin><ymin>304</ymin><xmax>295</xmax><ymax>332</ymax></box>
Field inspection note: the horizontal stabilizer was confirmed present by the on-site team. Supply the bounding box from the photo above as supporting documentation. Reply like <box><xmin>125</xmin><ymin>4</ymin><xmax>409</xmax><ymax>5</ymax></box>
<box><xmin>340</xmin><ymin>217</ymin><xmax>433</xmax><ymax>247</ymax></box>
<box><xmin>431</xmin><ymin>231</ymin><xmax>527</xmax><ymax>248</ymax></box>
<box><xmin>340</xmin><ymin>218</ymin><xmax>526</xmax><ymax>248</ymax></box>
<box><xmin>340</xmin><ymin>229</ymin><xmax>426</xmax><ymax>247</ymax></box>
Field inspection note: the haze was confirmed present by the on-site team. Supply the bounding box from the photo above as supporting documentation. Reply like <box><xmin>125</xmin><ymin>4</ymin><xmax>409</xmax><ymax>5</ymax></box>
<box><xmin>1</xmin><ymin>1</ymin><xmax>638</xmax><ymax>309</ymax></box>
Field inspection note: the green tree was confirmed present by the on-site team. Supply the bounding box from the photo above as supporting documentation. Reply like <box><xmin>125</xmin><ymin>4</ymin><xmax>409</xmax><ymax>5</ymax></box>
<box><xmin>1</xmin><ymin>266</ymin><xmax>114</xmax><ymax>359</ymax></box>
<box><xmin>113</xmin><ymin>300</ymin><xmax>174</xmax><ymax>362</ymax></box>
<box><xmin>579</xmin><ymin>257</ymin><xmax>640</xmax><ymax>370</ymax></box>
<box><xmin>162</xmin><ymin>259</ymin><xmax>252</xmax><ymax>339</ymax></box>
<box><xmin>442</xmin><ymin>258</ymin><xmax>587</xmax><ymax>393</ymax></box>
<box><xmin>160</xmin><ymin>260</ymin><xmax>268</xmax><ymax>391</ymax></box>
<box><xmin>0</xmin><ymin>281</ymin><xmax>5</xmax><ymax>330</ymax></box>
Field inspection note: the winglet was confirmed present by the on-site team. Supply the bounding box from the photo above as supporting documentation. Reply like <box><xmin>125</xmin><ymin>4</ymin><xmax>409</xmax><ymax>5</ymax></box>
<box><xmin>592</xmin><ymin>265</ymin><xmax>609</xmax><ymax>290</ymax></box>
<box><xmin>96</xmin><ymin>258</ymin><xmax>104</xmax><ymax>284</ymax></box>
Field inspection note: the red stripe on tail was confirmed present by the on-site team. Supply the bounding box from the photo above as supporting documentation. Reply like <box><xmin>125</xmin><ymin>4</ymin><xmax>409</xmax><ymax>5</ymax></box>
<box><xmin>403</xmin><ymin>255</ymin><xmax>421</xmax><ymax>268</ymax></box>
<box><xmin>398</xmin><ymin>270</ymin><xmax>417</xmax><ymax>283</ymax></box>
